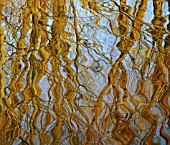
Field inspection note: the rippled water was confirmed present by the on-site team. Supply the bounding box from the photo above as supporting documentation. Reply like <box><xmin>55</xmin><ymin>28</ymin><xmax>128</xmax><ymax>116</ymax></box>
<box><xmin>0</xmin><ymin>0</ymin><xmax>170</xmax><ymax>144</ymax></box>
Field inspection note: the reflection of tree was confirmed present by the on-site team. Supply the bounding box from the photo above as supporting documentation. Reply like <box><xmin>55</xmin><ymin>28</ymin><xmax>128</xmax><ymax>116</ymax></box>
<box><xmin>143</xmin><ymin>0</ymin><xmax>170</xmax><ymax>144</ymax></box>
<box><xmin>0</xmin><ymin>1</ymin><xmax>5</xmax><ymax>106</ymax></box>
<box><xmin>0</xmin><ymin>0</ymin><xmax>170</xmax><ymax>144</ymax></box>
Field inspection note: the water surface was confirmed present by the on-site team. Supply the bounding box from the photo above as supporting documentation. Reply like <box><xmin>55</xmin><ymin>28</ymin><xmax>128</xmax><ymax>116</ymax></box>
<box><xmin>0</xmin><ymin>0</ymin><xmax>170</xmax><ymax>144</ymax></box>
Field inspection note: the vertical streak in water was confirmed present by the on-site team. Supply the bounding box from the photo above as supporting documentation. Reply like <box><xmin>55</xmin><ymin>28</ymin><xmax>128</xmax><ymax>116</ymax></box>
<box><xmin>0</xmin><ymin>1</ymin><xmax>6</xmax><ymax>107</ymax></box>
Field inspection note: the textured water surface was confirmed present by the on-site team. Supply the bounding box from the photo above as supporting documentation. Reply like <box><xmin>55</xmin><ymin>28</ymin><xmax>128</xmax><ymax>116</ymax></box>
<box><xmin>0</xmin><ymin>0</ymin><xmax>170</xmax><ymax>144</ymax></box>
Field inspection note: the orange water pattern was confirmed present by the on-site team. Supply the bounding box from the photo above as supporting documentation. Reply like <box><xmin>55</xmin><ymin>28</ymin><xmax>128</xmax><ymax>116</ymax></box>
<box><xmin>0</xmin><ymin>0</ymin><xmax>170</xmax><ymax>144</ymax></box>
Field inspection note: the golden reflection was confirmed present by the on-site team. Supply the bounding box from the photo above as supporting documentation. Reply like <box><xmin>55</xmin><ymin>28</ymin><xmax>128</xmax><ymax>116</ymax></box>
<box><xmin>0</xmin><ymin>0</ymin><xmax>170</xmax><ymax>144</ymax></box>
